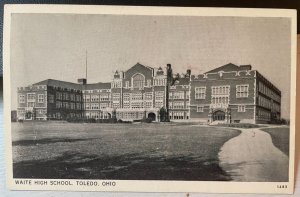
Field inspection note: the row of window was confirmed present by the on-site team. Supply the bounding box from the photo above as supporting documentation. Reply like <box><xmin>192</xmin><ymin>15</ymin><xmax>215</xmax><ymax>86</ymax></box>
<box><xmin>258</xmin><ymin>95</ymin><xmax>271</xmax><ymax>109</ymax></box>
<box><xmin>56</xmin><ymin>92</ymin><xmax>81</xmax><ymax>101</ymax></box>
<box><xmin>169</xmin><ymin>91</ymin><xmax>189</xmax><ymax>100</ymax></box>
<box><xmin>211</xmin><ymin>96</ymin><xmax>229</xmax><ymax>105</ymax></box>
<box><xmin>194</xmin><ymin>85</ymin><xmax>249</xmax><ymax>100</ymax></box>
<box><xmin>257</xmin><ymin>109</ymin><xmax>271</xmax><ymax>120</ymax></box>
<box><xmin>112</xmin><ymin>92</ymin><xmax>164</xmax><ymax>102</ymax></box>
<box><xmin>83</xmin><ymin>94</ymin><xmax>110</xmax><ymax>102</ymax></box>
<box><xmin>111</xmin><ymin>101</ymin><xmax>164</xmax><ymax>109</ymax></box>
<box><xmin>258</xmin><ymin>81</ymin><xmax>280</xmax><ymax>103</ymax></box>
<box><xmin>19</xmin><ymin>93</ymin><xmax>45</xmax><ymax>103</ymax></box>
<box><xmin>169</xmin><ymin>111</ymin><xmax>189</xmax><ymax>120</ymax></box>
<box><xmin>84</xmin><ymin>103</ymin><xmax>110</xmax><ymax>110</ymax></box>
<box><xmin>85</xmin><ymin>112</ymin><xmax>110</xmax><ymax>119</ymax></box>
<box><xmin>56</xmin><ymin>101</ymin><xmax>82</xmax><ymax>110</ymax></box>
<box><xmin>83</xmin><ymin>89</ymin><xmax>110</xmax><ymax>94</ymax></box>
<box><xmin>116</xmin><ymin>112</ymin><xmax>145</xmax><ymax>120</ymax></box>
<box><xmin>196</xmin><ymin>105</ymin><xmax>246</xmax><ymax>112</ymax></box>
<box><xmin>169</xmin><ymin>101</ymin><xmax>189</xmax><ymax>109</ymax></box>
<box><xmin>212</xmin><ymin>86</ymin><xmax>230</xmax><ymax>95</ymax></box>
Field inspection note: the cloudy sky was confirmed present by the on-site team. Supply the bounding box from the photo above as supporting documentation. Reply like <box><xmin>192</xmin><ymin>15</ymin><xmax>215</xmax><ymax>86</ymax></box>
<box><xmin>10</xmin><ymin>14</ymin><xmax>291</xmax><ymax>118</ymax></box>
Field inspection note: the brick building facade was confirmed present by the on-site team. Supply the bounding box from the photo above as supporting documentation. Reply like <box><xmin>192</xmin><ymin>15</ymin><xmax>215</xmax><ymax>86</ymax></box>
<box><xmin>16</xmin><ymin>63</ymin><xmax>281</xmax><ymax>124</ymax></box>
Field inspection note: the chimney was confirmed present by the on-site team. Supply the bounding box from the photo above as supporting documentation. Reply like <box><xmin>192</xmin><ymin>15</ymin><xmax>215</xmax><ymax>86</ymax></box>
<box><xmin>240</xmin><ymin>65</ymin><xmax>252</xmax><ymax>71</ymax></box>
<box><xmin>78</xmin><ymin>78</ymin><xmax>87</xmax><ymax>85</ymax></box>
<box><xmin>167</xmin><ymin>64</ymin><xmax>172</xmax><ymax>70</ymax></box>
<box><xmin>186</xmin><ymin>69</ymin><xmax>191</xmax><ymax>78</ymax></box>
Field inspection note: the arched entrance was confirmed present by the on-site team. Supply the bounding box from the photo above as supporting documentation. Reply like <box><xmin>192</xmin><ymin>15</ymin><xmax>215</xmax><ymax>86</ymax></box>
<box><xmin>213</xmin><ymin>110</ymin><xmax>225</xmax><ymax>121</ymax></box>
<box><xmin>148</xmin><ymin>112</ymin><xmax>156</xmax><ymax>121</ymax></box>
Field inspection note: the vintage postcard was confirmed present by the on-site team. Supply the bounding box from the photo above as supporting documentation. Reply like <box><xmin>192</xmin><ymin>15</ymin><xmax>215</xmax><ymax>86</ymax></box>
<box><xmin>3</xmin><ymin>5</ymin><xmax>297</xmax><ymax>194</ymax></box>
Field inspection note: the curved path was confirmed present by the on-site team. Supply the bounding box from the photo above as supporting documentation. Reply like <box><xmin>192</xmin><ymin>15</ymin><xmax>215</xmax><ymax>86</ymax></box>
<box><xmin>218</xmin><ymin>126</ymin><xmax>289</xmax><ymax>182</ymax></box>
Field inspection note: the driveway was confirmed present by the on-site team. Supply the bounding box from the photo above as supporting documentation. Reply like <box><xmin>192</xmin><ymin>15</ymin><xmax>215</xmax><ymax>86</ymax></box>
<box><xmin>218</xmin><ymin>126</ymin><xmax>289</xmax><ymax>182</ymax></box>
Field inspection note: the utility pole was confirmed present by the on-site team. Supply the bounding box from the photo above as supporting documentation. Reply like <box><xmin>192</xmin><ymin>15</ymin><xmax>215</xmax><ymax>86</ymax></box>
<box><xmin>85</xmin><ymin>50</ymin><xmax>88</xmax><ymax>83</ymax></box>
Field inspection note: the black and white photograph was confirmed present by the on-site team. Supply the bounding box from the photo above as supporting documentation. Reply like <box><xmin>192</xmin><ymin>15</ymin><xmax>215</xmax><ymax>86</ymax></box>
<box><xmin>3</xmin><ymin>5</ymin><xmax>296</xmax><ymax>194</ymax></box>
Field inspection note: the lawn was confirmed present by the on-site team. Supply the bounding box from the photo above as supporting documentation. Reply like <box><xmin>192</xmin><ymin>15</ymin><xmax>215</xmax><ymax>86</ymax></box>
<box><xmin>12</xmin><ymin>122</ymin><xmax>240</xmax><ymax>181</ymax></box>
<box><xmin>261</xmin><ymin>127</ymin><xmax>290</xmax><ymax>156</ymax></box>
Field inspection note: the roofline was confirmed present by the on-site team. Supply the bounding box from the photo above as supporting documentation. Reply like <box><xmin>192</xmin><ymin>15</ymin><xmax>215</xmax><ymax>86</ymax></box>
<box><xmin>255</xmin><ymin>70</ymin><xmax>281</xmax><ymax>94</ymax></box>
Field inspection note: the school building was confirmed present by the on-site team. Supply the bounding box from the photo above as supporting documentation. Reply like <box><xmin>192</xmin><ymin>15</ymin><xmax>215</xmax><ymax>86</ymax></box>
<box><xmin>16</xmin><ymin>63</ymin><xmax>281</xmax><ymax>124</ymax></box>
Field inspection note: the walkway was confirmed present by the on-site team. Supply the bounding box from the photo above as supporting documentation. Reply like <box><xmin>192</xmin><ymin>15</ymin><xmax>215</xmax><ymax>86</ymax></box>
<box><xmin>218</xmin><ymin>126</ymin><xmax>289</xmax><ymax>182</ymax></box>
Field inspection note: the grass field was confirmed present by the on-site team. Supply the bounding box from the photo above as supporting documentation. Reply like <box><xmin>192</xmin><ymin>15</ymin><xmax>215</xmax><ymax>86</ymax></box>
<box><xmin>261</xmin><ymin>127</ymin><xmax>290</xmax><ymax>156</ymax></box>
<box><xmin>12</xmin><ymin>122</ymin><xmax>240</xmax><ymax>181</ymax></box>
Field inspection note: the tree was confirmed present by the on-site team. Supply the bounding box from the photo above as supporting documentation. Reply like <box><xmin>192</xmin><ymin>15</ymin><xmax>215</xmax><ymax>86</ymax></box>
<box><xmin>159</xmin><ymin>107</ymin><xmax>168</xmax><ymax>122</ymax></box>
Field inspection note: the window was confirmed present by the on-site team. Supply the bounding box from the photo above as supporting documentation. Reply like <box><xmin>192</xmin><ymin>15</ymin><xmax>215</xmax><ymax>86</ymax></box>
<box><xmin>112</xmin><ymin>81</ymin><xmax>122</xmax><ymax>88</ymax></box>
<box><xmin>76</xmin><ymin>103</ymin><xmax>81</xmax><ymax>110</ymax></box>
<box><xmin>112</xmin><ymin>103</ymin><xmax>120</xmax><ymax>108</ymax></box>
<box><xmin>211</xmin><ymin>86</ymin><xmax>230</xmax><ymax>95</ymax></box>
<box><xmin>19</xmin><ymin>95</ymin><xmax>25</xmax><ymax>103</ymax></box>
<box><xmin>76</xmin><ymin>95</ymin><xmax>81</xmax><ymax>102</ymax></box>
<box><xmin>63</xmin><ymin>102</ymin><xmax>69</xmax><ymax>109</ymax></box>
<box><xmin>38</xmin><ymin>94</ymin><xmax>44</xmax><ymax>103</ymax></box>
<box><xmin>147</xmin><ymin>79</ymin><xmax>151</xmax><ymax>87</ymax></box>
<box><xmin>131</xmin><ymin>101</ymin><xmax>143</xmax><ymax>109</ymax></box>
<box><xmin>91</xmin><ymin>103</ymin><xmax>99</xmax><ymax>110</ymax></box>
<box><xmin>70</xmin><ymin>103</ymin><xmax>76</xmax><ymax>110</ymax></box>
<box><xmin>186</xmin><ymin>91</ymin><xmax>190</xmax><ymax>99</ymax></box>
<box><xmin>123</xmin><ymin>93</ymin><xmax>130</xmax><ymax>101</ymax></box>
<box><xmin>236</xmin><ymin>85</ymin><xmax>249</xmax><ymax>98</ymax></box>
<box><xmin>100</xmin><ymin>94</ymin><xmax>110</xmax><ymax>101</ymax></box>
<box><xmin>125</xmin><ymin>81</ymin><xmax>129</xmax><ymax>88</ymax></box>
<box><xmin>48</xmin><ymin>94</ymin><xmax>54</xmax><ymax>103</ymax></box>
<box><xmin>123</xmin><ymin>102</ymin><xmax>130</xmax><ymax>108</ymax></box>
<box><xmin>173</xmin><ymin>101</ymin><xmax>184</xmax><ymax>109</ymax></box>
<box><xmin>91</xmin><ymin>95</ymin><xmax>99</xmax><ymax>102</ymax></box>
<box><xmin>27</xmin><ymin>93</ymin><xmax>36</xmax><ymax>102</ymax></box>
<box><xmin>169</xmin><ymin>102</ymin><xmax>173</xmax><ymax>109</ymax></box>
<box><xmin>112</xmin><ymin>93</ymin><xmax>120</xmax><ymax>101</ymax></box>
<box><xmin>85</xmin><ymin>103</ymin><xmax>90</xmax><ymax>110</ymax></box>
<box><xmin>195</xmin><ymin>87</ymin><xmax>206</xmax><ymax>99</ymax></box>
<box><xmin>155</xmin><ymin>101</ymin><xmax>164</xmax><ymax>108</ymax></box>
<box><xmin>173</xmin><ymin>91</ymin><xmax>184</xmax><ymax>99</ymax></box>
<box><xmin>56</xmin><ymin>101</ymin><xmax>62</xmax><ymax>109</ymax></box>
<box><xmin>211</xmin><ymin>96</ymin><xmax>229</xmax><ymax>105</ymax></box>
<box><xmin>56</xmin><ymin>92</ymin><xmax>62</xmax><ymax>100</ymax></box>
<box><xmin>173</xmin><ymin>112</ymin><xmax>184</xmax><ymax>119</ymax></box>
<box><xmin>27</xmin><ymin>102</ymin><xmax>35</xmax><ymax>107</ymax></box>
<box><xmin>84</xmin><ymin>95</ymin><xmax>90</xmax><ymax>102</ymax></box>
<box><xmin>70</xmin><ymin>94</ymin><xmax>75</xmax><ymax>101</ymax></box>
<box><xmin>131</xmin><ymin>93</ymin><xmax>143</xmax><ymax>100</ymax></box>
<box><xmin>145</xmin><ymin>92</ymin><xmax>153</xmax><ymax>100</ymax></box>
<box><xmin>154</xmin><ymin>78</ymin><xmax>166</xmax><ymax>86</ymax></box>
<box><xmin>238</xmin><ymin>105</ymin><xmax>246</xmax><ymax>112</ymax></box>
<box><xmin>186</xmin><ymin>101</ymin><xmax>190</xmax><ymax>108</ymax></box>
<box><xmin>100</xmin><ymin>103</ymin><xmax>109</xmax><ymax>109</ymax></box>
<box><xmin>197</xmin><ymin>106</ymin><xmax>204</xmax><ymax>112</ymax></box>
<box><xmin>132</xmin><ymin>74</ymin><xmax>145</xmax><ymax>89</ymax></box>
<box><xmin>63</xmin><ymin>93</ymin><xmax>69</xmax><ymax>100</ymax></box>
<box><xmin>169</xmin><ymin>92</ymin><xmax>173</xmax><ymax>99</ymax></box>
<box><xmin>155</xmin><ymin>91</ymin><xmax>164</xmax><ymax>101</ymax></box>
<box><xmin>145</xmin><ymin>101</ymin><xmax>153</xmax><ymax>108</ymax></box>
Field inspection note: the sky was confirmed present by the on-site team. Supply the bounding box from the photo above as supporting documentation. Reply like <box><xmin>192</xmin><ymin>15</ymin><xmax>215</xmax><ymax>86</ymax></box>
<box><xmin>10</xmin><ymin>14</ymin><xmax>291</xmax><ymax>118</ymax></box>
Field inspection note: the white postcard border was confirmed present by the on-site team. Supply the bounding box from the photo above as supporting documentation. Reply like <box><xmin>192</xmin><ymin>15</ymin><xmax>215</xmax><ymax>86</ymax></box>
<box><xmin>3</xmin><ymin>4</ymin><xmax>297</xmax><ymax>194</ymax></box>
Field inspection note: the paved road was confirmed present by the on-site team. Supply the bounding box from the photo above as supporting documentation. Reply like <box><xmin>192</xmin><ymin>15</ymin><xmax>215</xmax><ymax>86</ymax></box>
<box><xmin>218</xmin><ymin>127</ymin><xmax>289</xmax><ymax>182</ymax></box>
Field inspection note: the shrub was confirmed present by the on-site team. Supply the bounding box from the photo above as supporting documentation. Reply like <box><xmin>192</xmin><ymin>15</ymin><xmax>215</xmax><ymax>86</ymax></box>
<box><xmin>141</xmin><ymin>118</ymin><xmax>153</xmax><ymax>123</ymax></box>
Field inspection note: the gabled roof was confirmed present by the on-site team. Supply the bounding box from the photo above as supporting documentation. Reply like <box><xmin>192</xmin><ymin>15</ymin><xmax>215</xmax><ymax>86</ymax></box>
<box><xmin>205</xmin><ymin>63</ymin><xmax>251</xmax><ymax>73</ymax></box>
<box><xmin>125</xmin><ymin>62</ymin><xmax>154</xmax><ymax>73</ymax></box>
<box><xmin>34</xmin><ymin>79</ymin><xmax>82</xmax><ymax>90</ymax></box>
